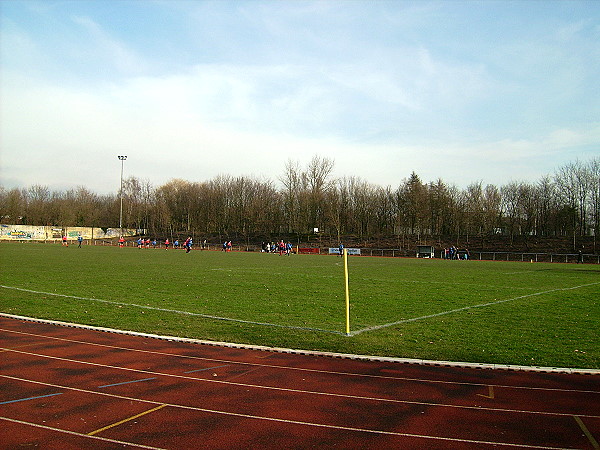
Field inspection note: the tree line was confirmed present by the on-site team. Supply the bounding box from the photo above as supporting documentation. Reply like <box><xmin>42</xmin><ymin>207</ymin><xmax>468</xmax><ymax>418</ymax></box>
<box><xmin>1</xmin><ymin>156</ymin><xmax>598</xmax><ymax>246</ymax></box>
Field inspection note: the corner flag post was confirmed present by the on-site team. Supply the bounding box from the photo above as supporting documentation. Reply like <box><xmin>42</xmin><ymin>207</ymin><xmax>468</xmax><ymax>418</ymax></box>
<box><xmin>344</xmin><ymin>248</ymin><xmax>350</xmax><ymax>335</ymax></box>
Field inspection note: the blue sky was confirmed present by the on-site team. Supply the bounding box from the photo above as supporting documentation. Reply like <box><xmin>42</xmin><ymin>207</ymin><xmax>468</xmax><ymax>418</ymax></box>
<box><xmin>1</xmin><ymin>0</ymin><xmax>598</xmax><ymax>194</ymax></box>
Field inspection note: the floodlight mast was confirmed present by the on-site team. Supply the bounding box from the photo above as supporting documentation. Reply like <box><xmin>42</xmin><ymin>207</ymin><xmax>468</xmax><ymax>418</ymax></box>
<box><xmin>118</xmin><ymin>156</ymin><xmax>127</xmax><ymax>235</ymax></box>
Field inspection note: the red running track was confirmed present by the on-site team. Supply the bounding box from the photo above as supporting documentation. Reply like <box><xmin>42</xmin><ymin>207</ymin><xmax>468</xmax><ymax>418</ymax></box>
<box><xmin>0</xmin><ymin>314</ymin><xmax>599</xmax><ymax>449</ymax></box>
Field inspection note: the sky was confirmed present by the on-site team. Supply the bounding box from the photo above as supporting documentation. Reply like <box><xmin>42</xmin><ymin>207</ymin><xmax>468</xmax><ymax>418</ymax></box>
<box><xmin>1</xmin><ymin>0</ymin><xmax>599</xmax><ymax>195</ymax></box>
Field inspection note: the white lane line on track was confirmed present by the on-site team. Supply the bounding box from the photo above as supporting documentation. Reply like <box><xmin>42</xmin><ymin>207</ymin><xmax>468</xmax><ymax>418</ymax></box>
<box><xmin>2</xmin><ymin>349</ymin><xmax>598</xmax><ymax>419</ymax></box>
<box><xmin>0</xmin><ymin>416</ymin><xmax>165</xmax><ymax>449</ymax></box>
<box><xmin>0</xmin><ymin>375</ymin><xmax>578</xmax><ymax>450</ymax></box>
<box><xmin>1</xmin><ymin>326</ymin><xmax>598</xmax><ymax>394</ymax></box>
<box><xmin>97</xmin><ymin>378</ymin><xmax>157</xmax><ymax>389</ymax></box>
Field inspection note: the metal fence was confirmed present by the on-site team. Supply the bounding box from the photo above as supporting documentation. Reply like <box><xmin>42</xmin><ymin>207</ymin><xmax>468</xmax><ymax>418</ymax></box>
<box><xmin>356</xmin><ymin>248</ymin><xmax>600</xmax><ymax>264</ymax></box>
<box><xmin>6</xmin><ymin>239</ymin><xmax>599</xmax><ymax>264</ymax></box>
<box><xmin>469</xmin><ymin>251</ymin><xmax>600</xmax><ymax>264</ymax></box>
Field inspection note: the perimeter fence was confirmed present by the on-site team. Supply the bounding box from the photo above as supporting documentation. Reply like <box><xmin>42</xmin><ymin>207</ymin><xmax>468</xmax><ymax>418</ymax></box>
<box><xmin>354</xmin><ymin>248</ymin><xmax>600</xmax><ymax>264</ymax></box>
<box><xmin>3</xmin><ymin>239</ymin><xmax>599</xmax><ymax>264</ymax></box>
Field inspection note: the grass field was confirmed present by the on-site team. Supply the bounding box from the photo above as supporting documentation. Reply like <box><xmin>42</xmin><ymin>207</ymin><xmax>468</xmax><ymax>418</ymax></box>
<box><xmin>1</xmin><ymin>241</ymin><xmax>599</xmax><ymax>369</ymax></box>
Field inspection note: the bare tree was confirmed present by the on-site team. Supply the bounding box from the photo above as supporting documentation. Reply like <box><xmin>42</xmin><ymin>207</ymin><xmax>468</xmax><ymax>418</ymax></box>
<box><xmin>463</xmin><ymin>181</ymin><xmax>484</xmax><ymax>240</ymax></box>
<box><xmin>373</xmin><ymin>185</ymin><xmax>396</xmax><ymax>236</ymax></box>
<box><xmin>3</xmin><ymin>156</ymin><xmax>598</xmax><ymax>250</ymax></box>
<box><xmin>427</xmin><ymin>179</ymin><xmax>455</xmax><ymax>236</ymax></box>
<box><xmin>397</xmin><ymin>172</ymin><xmax>427</xmax><ymax>235</ymax></box>
<box><xmin>482</xmin><ymin>184</ymin><xmax>501</xmax><ymax>235</ymax></box>
<box><xmin>303</xmin><ymin>155</ymin><xmax>335</xmax><ymax>232</ymax></box>
<box><xmin>0</xmin><ymin>187</ymin><xmax>25</xmax><ymax>224</ymax></box>
<box><xmin>554</xmin><ymin>160</ymin><xmax>593</xmax><ymax>249</ymax></box>
<box><xmin>500</xmin><ymin>181</ymin><xmax>522</xmax><ymax>243</ymax></box>
<box><xmin>279</xmin><ymin>159</ymin><xmax>303</xmax><ymax>233</ymax></box>
<box><xmin>348</xmin><ymin>177</ymin><xmax>378</xmax><ymax>238</ymax></box>
<box><xmin>536</xmin><ymin>176</ymin><xmax>558</xmax><ymax>236</ymax></box>
<box><xmin>587</xmin><ymin>158</ymin><xmax>600</xmax><ymax>250</ymax></box>
<box><xmin>25</xmin><ymin>185</ymin><xmax>53</xmax><ymax>225</ymax></box>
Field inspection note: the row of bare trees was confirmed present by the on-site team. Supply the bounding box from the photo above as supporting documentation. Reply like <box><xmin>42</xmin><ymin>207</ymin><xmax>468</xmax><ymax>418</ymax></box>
<box><xmin>1</xmin><ymin>157</ymin><xmax>598</xmax><ymax>244</ymax></box>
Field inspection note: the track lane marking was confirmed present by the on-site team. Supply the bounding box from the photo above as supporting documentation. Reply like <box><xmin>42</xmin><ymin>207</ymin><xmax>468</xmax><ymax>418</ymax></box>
<box><xmin>2</xmin><ymin>327</ymin><xmax>597</xmax><ymax>394</ymax></box>
<box><xmin>0</xmin><ymin>392</ymin><xmax>62</xmax><ymax>405</ymax></box>
<box><xmin>0</xmin><ymin>376</ymin><xmax>579</xmax><ymax>450</ymax></box>
<box><xmin>183</xmin><ymin>364</ymin><xmax>230</xmax><ymax>374</ymax></box>
<box><xmin>87</xmin><ymin>404</ymin><xmax>167</xmax><ymax>436</ymax></box>
<box><xmin>223</xmin><ymin>366</ymin><xmax>262</xmax><ymax>381</ymax></box>
<box><xmin>0</xmin><ymin>416</ymin><xmax>165</xmax><ymax>449</ymax></box>
<box><xmin>98</xmin><ymin>377</ymin><xmax>156</xmax><ymax>388</ymax></box>
<box><xmin>574</xmin><ymin>416</ymin><xmax>600</xmax><ymax>450</ymax></box>
<box><xmin>477</xmin><ymin>386</ymin><xmax>495</xmax><ymax>399</ymax></box>
<box><xmin>0</xmin><ymin>342</ymin><xmax>50</xmax><ymax>352</ymax></box>
<box><xmin>1</xmin><ymin>351</ymin><xmax>599</xmax><ymax>419</ymax></box>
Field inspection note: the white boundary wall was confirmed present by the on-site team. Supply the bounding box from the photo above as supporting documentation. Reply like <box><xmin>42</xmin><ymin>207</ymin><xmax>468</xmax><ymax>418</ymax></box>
<box><xmin>0</xmin><ymin>224</ymin><xmax>138</xmax><ymax>241</ymax></box>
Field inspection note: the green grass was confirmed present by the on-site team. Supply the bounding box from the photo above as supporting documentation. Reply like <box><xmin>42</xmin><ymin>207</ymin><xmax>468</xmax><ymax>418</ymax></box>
<box><xmin>1</xmin><ymin>241</ymin><xmax>599</xmax><ymax>369</ymax></box>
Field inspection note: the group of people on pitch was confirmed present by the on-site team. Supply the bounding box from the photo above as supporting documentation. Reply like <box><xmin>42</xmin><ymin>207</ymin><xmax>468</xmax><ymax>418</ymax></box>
<box><xmin>261</xmin><ymin>241</ymin><xmax>293</xmax><ymax>256</ymax></box>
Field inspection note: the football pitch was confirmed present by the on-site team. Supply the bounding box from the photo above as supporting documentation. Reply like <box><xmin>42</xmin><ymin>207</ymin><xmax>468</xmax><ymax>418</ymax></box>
<box><xmin>1</xmin><ymin>242</ymin><xmax>598</xmax><ymax>369</ymax></box>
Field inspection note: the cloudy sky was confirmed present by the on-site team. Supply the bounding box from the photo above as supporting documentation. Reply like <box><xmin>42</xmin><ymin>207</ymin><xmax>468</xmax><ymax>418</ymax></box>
<box><xmin>1</xmin><ymin>0</ymin><xmax>598</xmax><ymax>194</ymax></box>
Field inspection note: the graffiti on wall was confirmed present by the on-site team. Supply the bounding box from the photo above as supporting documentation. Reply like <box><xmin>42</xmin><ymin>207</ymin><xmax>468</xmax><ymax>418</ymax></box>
<box><xmin>0</xmin><ymin>225</ymin><xmax>139</xmax><ymax>241</ymax></box>
<box><xmin>7</xmin><ymin>230</ymin><xmax>33</xmax><ymax>239</ymax></box>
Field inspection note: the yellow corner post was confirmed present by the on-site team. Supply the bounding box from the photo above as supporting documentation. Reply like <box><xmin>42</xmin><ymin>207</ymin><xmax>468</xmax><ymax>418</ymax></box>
<box><xmin>344</xmin><ymin>248</ymin><xmax>350</xmax><ymax>335</ymax></box>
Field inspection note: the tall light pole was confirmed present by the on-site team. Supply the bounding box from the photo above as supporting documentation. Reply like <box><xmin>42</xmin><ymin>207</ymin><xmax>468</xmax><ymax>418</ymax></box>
<box><xmin>118</xmin><ymin>156</ymin><xmax>127</xmax><ymax>234</ymax></box>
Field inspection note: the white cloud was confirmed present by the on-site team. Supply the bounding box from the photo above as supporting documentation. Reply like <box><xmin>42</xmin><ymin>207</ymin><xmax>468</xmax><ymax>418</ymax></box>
<box><xmin>70</xmin><ymin>15</ymin><xmax>149</xmax><ymax>75</ymax></box>
<box><xmin>2</xmin><ymin>56</ymin><xmax>598</xmax><ymax>195</ymax></box>
<box><xmin>1</xmin><ymin>0</ymin><xmax>598</xmax><ymax>195</ymax></box>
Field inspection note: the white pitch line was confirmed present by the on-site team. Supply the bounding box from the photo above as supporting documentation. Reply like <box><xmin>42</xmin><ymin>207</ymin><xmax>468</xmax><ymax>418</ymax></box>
<box><xmin>0</xmin><ymin>375</ymin><xmax>581</xmax><ymax>450</ymax></box>
<box><xmin>2</xmin><ymin>348</ymin><xmax>598</xmax><ymax>419</ymax></box>
<box><xmin>0</xmin><ymin>285</ymin><xmax>343</xmax><ymax>335</ymax></box>
<box><xmin>351</xmin><ymin>281</ymin><xmax>600</xmax><ymax>336</ymax></box>
<box><xmin>353</xmin><ymin>276</ymin><xmax>537</xmax><ymax>291</ymax></box>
